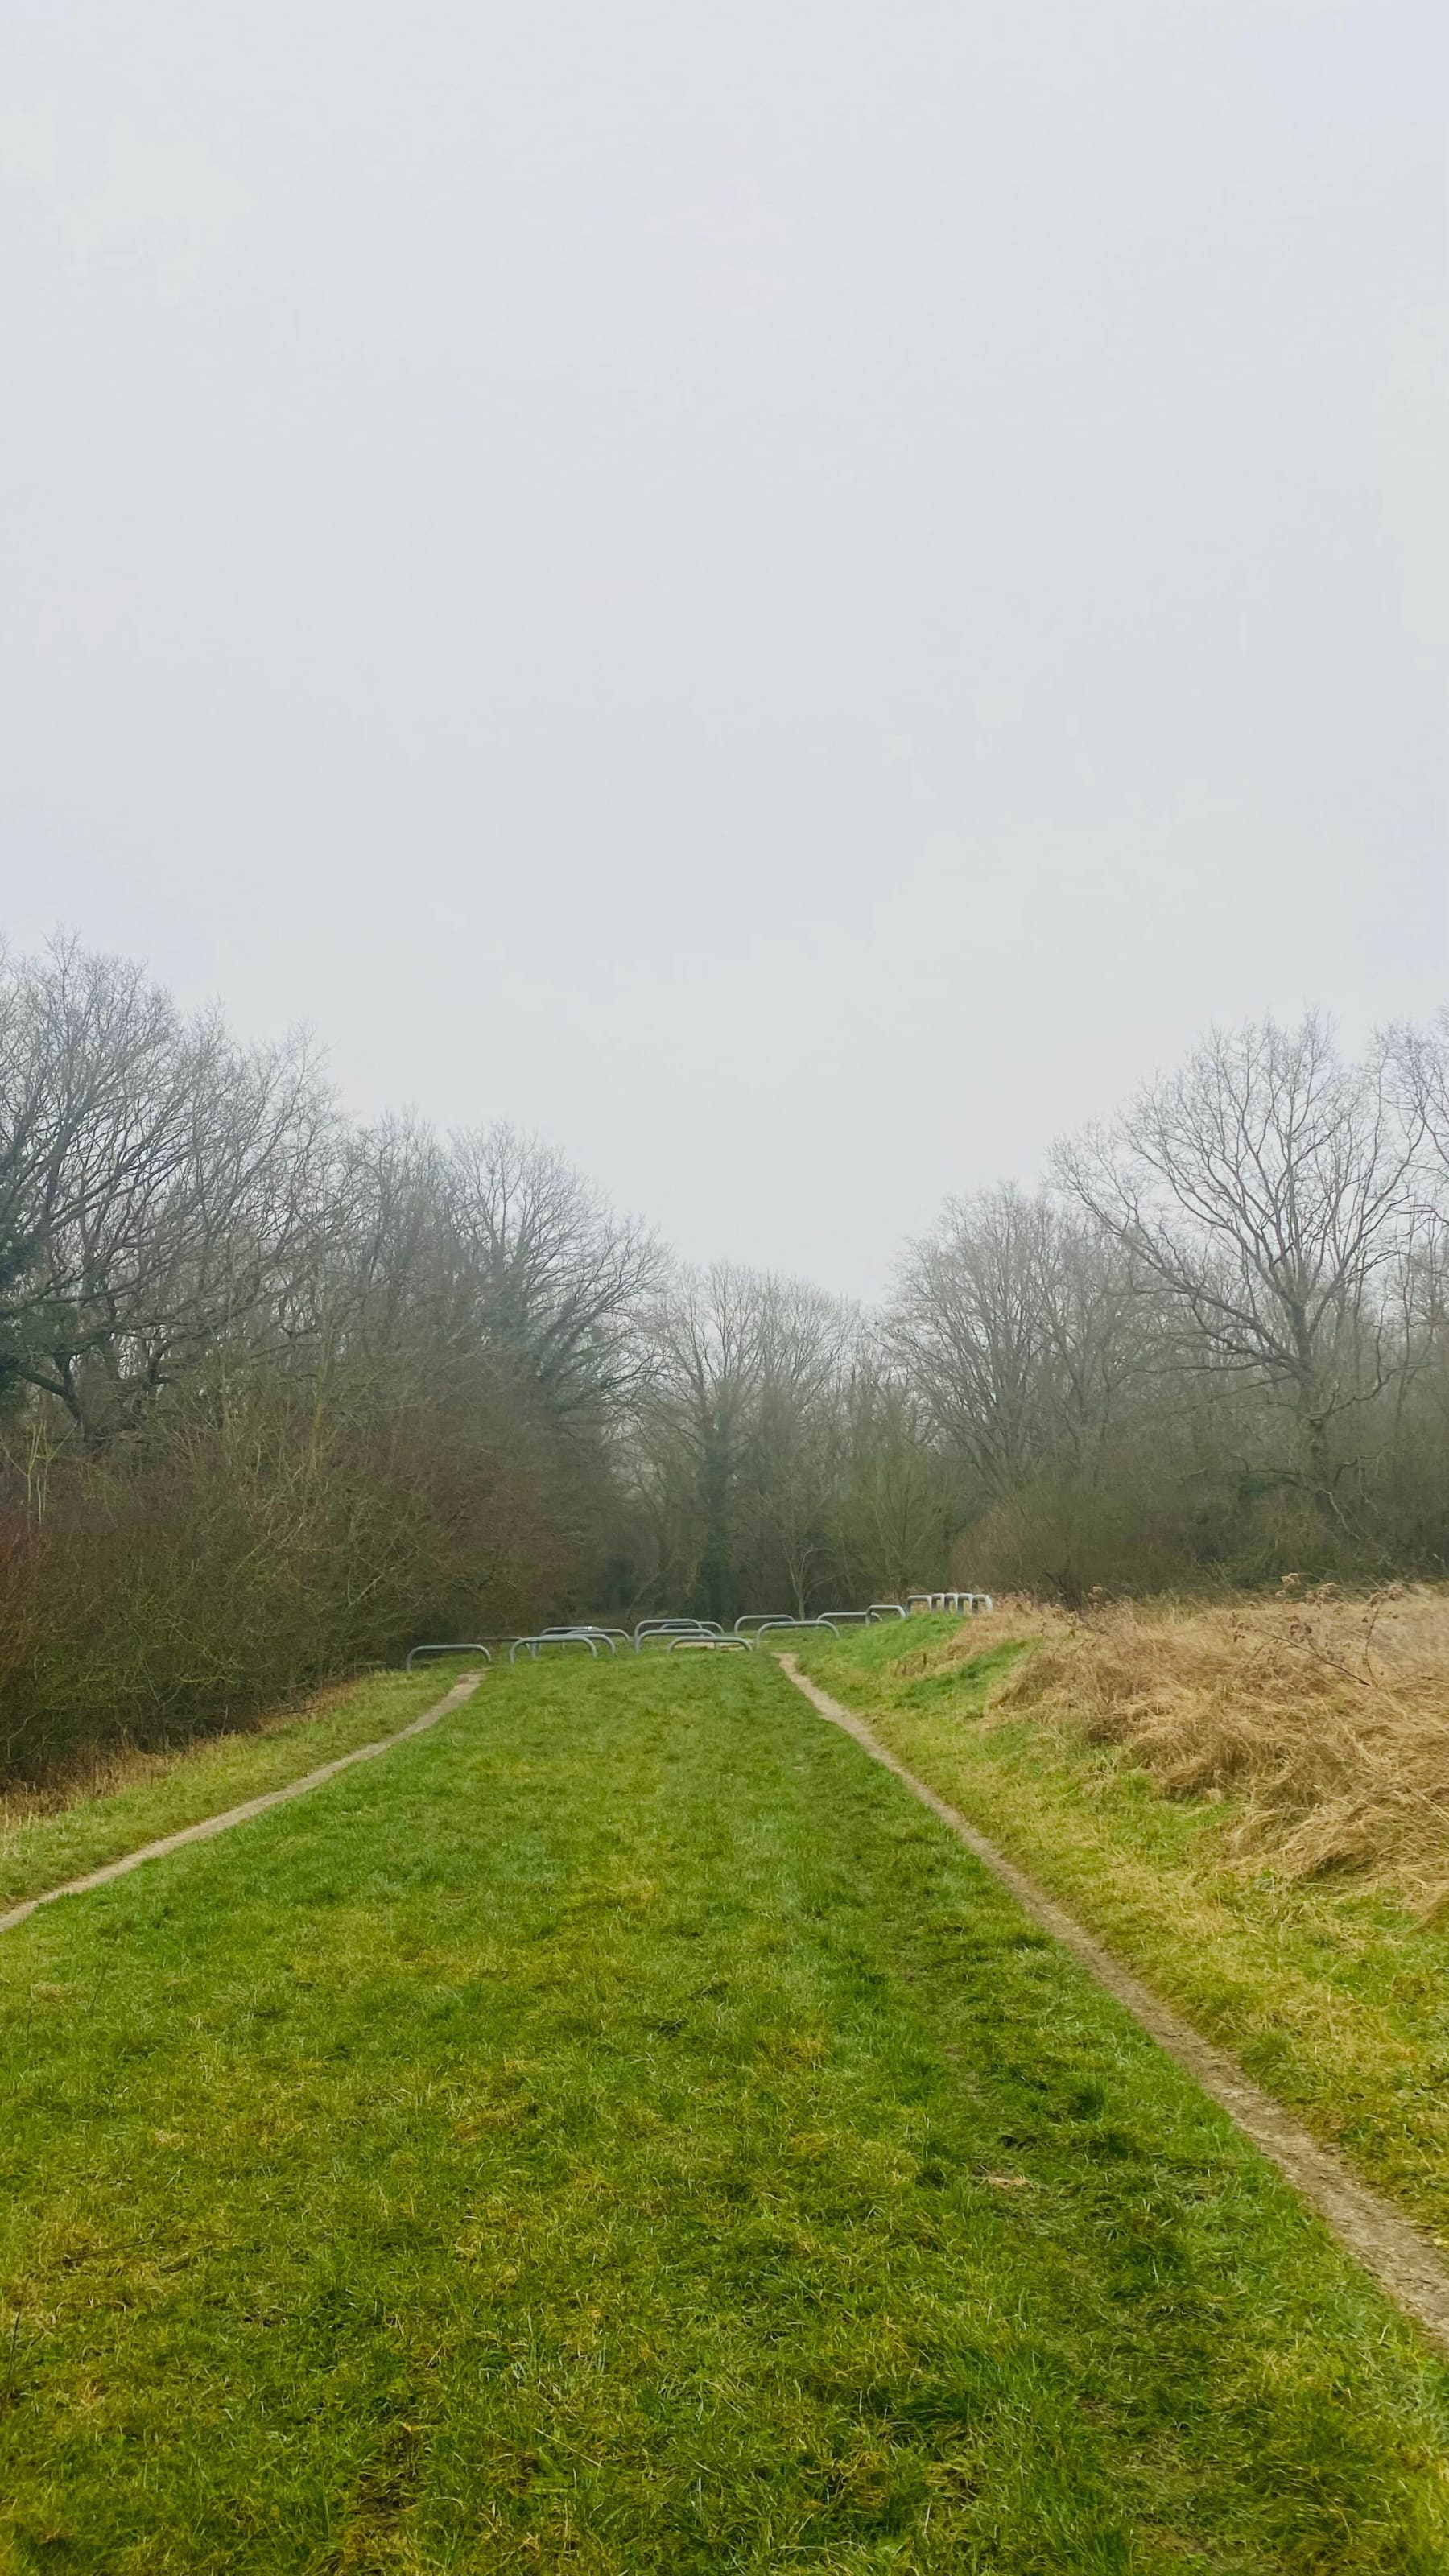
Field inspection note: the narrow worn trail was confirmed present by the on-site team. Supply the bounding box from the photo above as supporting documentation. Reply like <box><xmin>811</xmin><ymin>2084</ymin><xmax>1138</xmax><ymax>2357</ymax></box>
<box><xmin>0</xmin><ymin>1671</ymin><xmax>483</xmax><ymax>1937</ymax></box>
<box><xmin>780</xmin><ymin>1650</ymin><xmax>1449</xmax><ymax>2362</ymax></box>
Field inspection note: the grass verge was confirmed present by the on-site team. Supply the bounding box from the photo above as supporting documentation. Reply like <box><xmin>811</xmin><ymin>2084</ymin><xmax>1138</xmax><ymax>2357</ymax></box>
<box><xmin>2</xmin><ymin>1649</ymin><xmax>1447</xmax><ymax>2570</ymax></box>
<box><xmin>791</xmin><ymin>1616</ymin><xmax>1449</xmax><ymax>2247</ymax></box>
<box><xmin>0</xmin><ymin>1666</ymin><xmax>460</xmax><ymax>1914</ymax></box>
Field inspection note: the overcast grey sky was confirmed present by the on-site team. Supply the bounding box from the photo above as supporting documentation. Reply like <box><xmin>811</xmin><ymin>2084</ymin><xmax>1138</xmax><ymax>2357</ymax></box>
<box><xmin>2</xmin><ymin>2</ymin><xmax>1445</xmax><ymax>1297</ymax></box>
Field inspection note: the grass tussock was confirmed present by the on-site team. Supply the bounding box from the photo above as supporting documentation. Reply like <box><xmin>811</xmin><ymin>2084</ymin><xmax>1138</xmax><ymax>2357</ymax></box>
<box><xmin>983</xmin><ymin>1585</ymin><xmax>1449</xmax><ymax>1910</ymax></box>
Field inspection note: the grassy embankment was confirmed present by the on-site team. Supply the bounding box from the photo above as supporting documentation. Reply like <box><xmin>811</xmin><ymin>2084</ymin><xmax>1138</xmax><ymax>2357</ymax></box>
<box><xmin>3</xmin><ymin>1649</ymin><xmax>1448</xmax><ymax>2572</ymax></box>
<box><xmin>791</xmin><ymin>1598</ymin><xmax>1449</xmax><ymax>2244</ymax></box>
<box><xmin>0</xmin><ymin>1667</ymin><xmax>456</xmax><ymax>1916</ymax></box>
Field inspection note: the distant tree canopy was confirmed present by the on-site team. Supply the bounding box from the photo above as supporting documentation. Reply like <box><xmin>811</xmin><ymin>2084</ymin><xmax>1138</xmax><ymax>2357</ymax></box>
<box><xmin>2</xmin><ymin>935</ymin><xmax>1447</xmax><ymax>1776</ymax></box>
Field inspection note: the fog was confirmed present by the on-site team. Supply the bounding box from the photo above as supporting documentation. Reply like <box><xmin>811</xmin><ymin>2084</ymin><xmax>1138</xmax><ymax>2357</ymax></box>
<box><xmin>2</xmin><ymin>1</ymin><xmax>1444</xmax><ymax>1296</ymax></box>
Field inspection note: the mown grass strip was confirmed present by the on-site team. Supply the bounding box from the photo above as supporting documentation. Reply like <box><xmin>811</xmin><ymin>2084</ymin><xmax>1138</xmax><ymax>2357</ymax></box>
<box><xmin>791</xmin><ymin>1617</ymin><xmax>1449</xmax><ymax>2247</ymax></box>
<box><xmin>2</xmin><ymin>1652</ymin><xmax>1447</xmax><ymax>2573</ymax></box>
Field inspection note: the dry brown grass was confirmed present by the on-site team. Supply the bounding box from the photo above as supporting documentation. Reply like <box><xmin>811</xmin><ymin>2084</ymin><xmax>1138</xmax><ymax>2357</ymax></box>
<box><xmin>962</xmin><ymin>1585</ymin><xmax>1449</xmax><ymax>1913</ymax></box>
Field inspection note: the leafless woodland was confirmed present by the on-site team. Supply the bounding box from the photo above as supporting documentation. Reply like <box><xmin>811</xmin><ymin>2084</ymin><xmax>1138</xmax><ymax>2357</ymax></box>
<box><xmin>3</xmin><ymin>939</ymin><xmax>1449</xmax><ymax>1779</ymax></box>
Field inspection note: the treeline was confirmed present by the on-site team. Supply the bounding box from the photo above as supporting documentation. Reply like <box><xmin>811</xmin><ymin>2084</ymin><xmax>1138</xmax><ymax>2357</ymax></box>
<box><xmin>636</xmin><ymin>1013</ymin><xmax>1449</xmax><ymax>1616</ymax></box>
<box><xmin>2</xmin><ymin>939</ymin><xmax>1448</xmax><ymax>1777</ymax></box>
<box><xmin>894</xmin><ymin>1011</ymin><xmax>1449</xmax><ymax>1603</ymax></box>
<box><xmin>0</xmin><ymin>940</ymin><xmax>657</xmax><ymax>1774</ymax></box>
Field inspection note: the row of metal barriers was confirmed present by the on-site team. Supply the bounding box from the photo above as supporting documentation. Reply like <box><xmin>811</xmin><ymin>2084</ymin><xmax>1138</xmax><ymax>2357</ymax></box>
<box><xmin>404</xmin><ymin>1593</ymin><xmax>994</xmax><ymax>1670</ymax></box>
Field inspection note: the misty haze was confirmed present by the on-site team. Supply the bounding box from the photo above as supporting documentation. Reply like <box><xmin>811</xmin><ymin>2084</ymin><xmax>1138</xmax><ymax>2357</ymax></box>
<box><xmin>2</xmin><ymin>7</ymin><xmax>1447</xmax><ymax>2569</ymax></box>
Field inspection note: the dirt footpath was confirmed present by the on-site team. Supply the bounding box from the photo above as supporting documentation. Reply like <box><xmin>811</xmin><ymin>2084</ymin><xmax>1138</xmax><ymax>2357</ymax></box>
<box><xmin>779</xmin><ymin>1653</ymin><xmax>1449</xmax><ymax>2362</ymax></box>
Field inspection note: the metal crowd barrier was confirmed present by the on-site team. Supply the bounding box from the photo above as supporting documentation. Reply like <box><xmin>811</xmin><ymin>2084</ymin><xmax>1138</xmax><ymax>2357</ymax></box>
<box><xmin>508</xmin><ymin>1632</ymin><xmax>599</xmax><ymax>1663</ymax></box>
<box><xmin>411</xmin><ymin>1604</ymin><xmax>931</xmax><ymax>1678</ymax></box>
<box><xmin>634</xmin><ymin>1616</ymin><xmax>723</xmax><ymax>1645</ymax></box>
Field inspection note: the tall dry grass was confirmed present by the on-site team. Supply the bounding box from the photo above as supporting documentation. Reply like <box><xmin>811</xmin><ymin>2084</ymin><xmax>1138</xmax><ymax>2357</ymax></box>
<box><xmin>958</xmin><ymin>1585</ymin><xmax>1449</xmax><ymax>1913</ymax></box>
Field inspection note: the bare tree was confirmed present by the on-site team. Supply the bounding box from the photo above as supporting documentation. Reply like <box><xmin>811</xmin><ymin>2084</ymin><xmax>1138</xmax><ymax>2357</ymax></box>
<box><xmin>1033</xmin><ymin>1208</ymin><xmax>1151</xmax><ymax>1488</ymax></box>
<box><xmin>634</xmin><ymin>1264</ymin><xmax>770</xmax><ymax>1616</ymax></box>
<box><xmin>630</xmin><ymin>1265</ymin><xmax>857</xmax><ymax>1616</ymax></box>
<box><xmin>1055</xmin><ymin>1014</ymin><xmax>1420</xmax><ymax>1515</ymax></box>
<box><xmin>446</xmin><ymin>1125</ymin><xmax>662</xmax><ymax>1415</ymax></box>
<box><xmin>1</xmin><ymin>939</ymin><xmax>196</xmax><ymax>1422</ymax></box>
<box><xmin>832</xmin><ymin>1360</ymin><xmax>952</xmax><ymax>1602</ymax></box>
<box><xmin>886</xmin><ymin>1185</ymin><xmax>1045</xmax><ymax>1490</ymax></box>
<box><xmin>0</xmin><ymin>941</ymin><xmax>332</xmax><ymax>1440</ymax></box>
<box><xmin>887</xmin><ymin>1186</ymin><xmax>1104</xmax><ymax>1496</ymax></box>
<box><xmin>1386</xmin><ymin>1013</ymin><xmax>1449</xmax><ymax>1245</ymax></box>
<box><xmin>746</xmin><ymin>1281</ymin><xmax>857</xmax><ymax>1614</ymax></box>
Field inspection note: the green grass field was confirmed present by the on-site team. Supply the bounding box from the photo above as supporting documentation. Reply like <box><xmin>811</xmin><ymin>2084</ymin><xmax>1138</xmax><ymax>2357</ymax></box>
<box><xmin>791</xmin><ymin>1617</ymin><xmax>1449</xmax><ymax>2245</ymax></box>
<box><xmin>2</xmin><ymin>1649</ymin><xmax>1447</xmax><ymax>2573</ymax></box>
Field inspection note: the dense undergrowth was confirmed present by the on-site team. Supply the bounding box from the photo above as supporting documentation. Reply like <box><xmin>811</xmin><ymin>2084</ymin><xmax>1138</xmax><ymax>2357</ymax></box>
<box><xmin>0</xmin><ymin>1366</ymin><xmax>593</xmax><ymax>1785</ymax></box>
